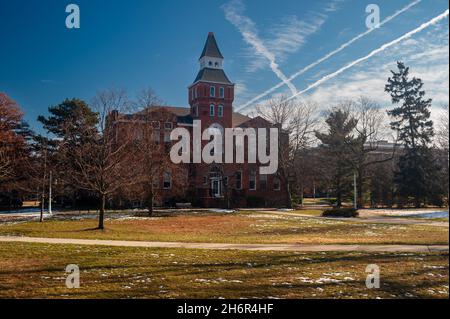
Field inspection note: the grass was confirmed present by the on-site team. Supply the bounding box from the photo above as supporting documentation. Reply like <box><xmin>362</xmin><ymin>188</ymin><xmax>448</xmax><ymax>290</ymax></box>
<box><xmin>0</xmin><ymin>211</ymin><xmax>447</xmax><ymax>245</ymax></box>
<box><xmin>0</xmin><ymin>242</ymin><xmax>447</xmax><ymax>299</ymax></box>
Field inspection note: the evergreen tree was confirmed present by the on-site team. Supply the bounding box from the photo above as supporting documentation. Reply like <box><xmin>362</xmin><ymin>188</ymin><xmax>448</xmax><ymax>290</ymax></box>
<box><xmin>385</xmin><ymin>61</ymin><xmax>443</xmax><ymax>207</ymax></box>
<box><xmin>316</xmin><ymin>107</ymin><xmax>358</xmax><ymax>208</ymax></box>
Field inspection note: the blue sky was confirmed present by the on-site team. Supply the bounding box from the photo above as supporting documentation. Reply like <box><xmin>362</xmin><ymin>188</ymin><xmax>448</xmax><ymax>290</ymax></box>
<box><xmin>0</xmin><ymin>0</ymin><xmax>448</xmax><ymax>132</ymax></box>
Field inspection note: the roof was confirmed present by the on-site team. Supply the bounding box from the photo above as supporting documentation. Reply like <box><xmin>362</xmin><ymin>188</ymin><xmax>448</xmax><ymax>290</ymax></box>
<box><xmin>117</xmin><ymin>106</ymin><xmax>252</xmax><ymax>128</ymax></box>
<box><xmin>194</xmin><ymin>68</ymin><xmax>232</xmax><ymax>84</ymax></box>
<box><xmin>200</xmin><ymin>32</ymin><xmax>224</xmax><ymax>59</ymax></box>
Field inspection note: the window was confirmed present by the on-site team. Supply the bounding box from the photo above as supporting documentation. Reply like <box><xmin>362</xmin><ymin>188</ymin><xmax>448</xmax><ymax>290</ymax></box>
<box><xmin>223</xmin><ymin>176</ymin><xmax>228</xmax><ymax>187</ymax></box>
<box><xmin>215</xmin><ymin>62</ymin><xmax>219</xmax><ymax>67</ymax></box>
<box><xmin>152</xmin><ymin>130</ymin><xmax>160</xmax><ymax>143</ymax></box>
<box><xmin>203</xmin><ymin>176</ymin><xmax>208</xmax><ymax>185</ymax></box>
<box><xmin>219</xmin><ymin>87</ymin><xmax>225</xmax><ymax>98</ymax></box>
<box><xmin>273</xmin><ymin>177</ymin><xmax>281</xmax><ymax>191</ymax></box>
<box><xmin>210</xmin><ymin>104</ymin><xmax>215</xmax><ymax>117</ymax></box>
<box><xmin>249</xmin><ymin>170</ymin><xmax>256</xmax><ymax>190</ymax></box>
<box><xmin>194</xmin><ymin>87</ymin><xmax>198</xmax><ymax>99</ymax></box>
<box><xmin>209</xmin><ymin>61</ymin><xmax>213</xmax><ymax>67</ymax></box>
<box><xmin>260</xmin><ymin>174</ymin><xmax>268</xmax><ymax>190</ymax></box>
<box><xmin>218</xmin><ymin>105</ymin><xmax>223</xmax><ymax>117</ymax></box>
<box><xmin>163</xmin><ymin>172</ymin><xmax>172</xmax><ymax>189</ymax></box>
<box><xmin>236</xmin><ymin>171</ymin><xmax>242</xmax><ymax>190</ymax></box>
<box><xmin>164</xmin><ymin>131</ymin><xmax>171</xmax><ymax>143</ymax></box>
<box><xmin>210</xmin><ymin>86</ymin><xmax>215</xmax><ymax>97</ymax></box>
<box><xmin>152</xmin><ymin>121</ymin><xmax>161</xmax><ymax>129</ymax></box>
<box><xmin>152</xmin><ymin>175</ymin><xmax>159</xmax><ymax>189</ymax></box>
<box><xmin>164</xmin><ymin>122</ymin><xmax>173</xmax><ymax>130</ymax></box>
<box><xmin>193</xmin><ymin>105</ymin><xmax>198</xmax><ymax>117</ymax></box>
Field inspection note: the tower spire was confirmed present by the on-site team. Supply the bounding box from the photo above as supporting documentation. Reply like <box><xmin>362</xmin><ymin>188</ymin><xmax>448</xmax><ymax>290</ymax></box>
<box><xmin>199</xmin><ymin>32</ymin><xmax>224</xmax><ymax>70</ymax></box>
<box><xmin>199</xmin><ymin>32</ymin><xmax>224</xmax><ymax>60</ymax></box>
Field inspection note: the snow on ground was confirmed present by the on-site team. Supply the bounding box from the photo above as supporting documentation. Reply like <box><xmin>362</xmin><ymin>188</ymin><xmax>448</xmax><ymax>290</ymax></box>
<box><xmin>359</xmin><ymin>209</ymin><xmax>449</xmax><ymax>219</ymax></box>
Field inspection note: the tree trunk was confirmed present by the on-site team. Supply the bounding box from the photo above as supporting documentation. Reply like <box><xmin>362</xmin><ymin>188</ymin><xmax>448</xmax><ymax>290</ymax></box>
<box><xmin>40</xmin><ymin>194</ymin><xmax>45</xmax><ymax>222</ymax></box>
<box><xmin>98</xmin><ymin>194</ymin><xmax>106</xmax><ymax>230</ymax></box>
<box><xmin>357</xmin><ymin>169</ymin><xmax>364</xmax><ymax>209</ymax></box>
<box><xmin>336</xmin><ymin>178</ymin><xmax>342</xmax><ymax>208</ymax></box>
<box><xmin>148</xmin><ymin>187</ymin><xmax>154</xmax><ymax>217</ymax></box>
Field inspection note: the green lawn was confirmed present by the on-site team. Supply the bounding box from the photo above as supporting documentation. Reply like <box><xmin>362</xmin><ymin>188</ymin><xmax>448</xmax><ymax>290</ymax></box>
<box><xmin>0</xmin><ymin>211</ymin><xmax>447</xmax><ymax>245</ymax></box>
<box><xmin>0</xmin><ymin>242</ymin><xmax>447</xmax><ymax>299</ymax></box>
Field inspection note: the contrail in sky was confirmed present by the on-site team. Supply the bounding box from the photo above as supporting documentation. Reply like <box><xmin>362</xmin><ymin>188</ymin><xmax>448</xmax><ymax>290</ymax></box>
<box><xmin>222</xmin><ymin>0</ymin><xmax>298</xmax><ymax>95</ymax></box>
<box><xmin>236</xmin><ymin>0</ymin><xmax>422</xmax><ymax>112</ymax></box>
<box><xmin>279</xmin><ymin>9</ymin><xmax>449</xmax><ymax>106</ymax></box>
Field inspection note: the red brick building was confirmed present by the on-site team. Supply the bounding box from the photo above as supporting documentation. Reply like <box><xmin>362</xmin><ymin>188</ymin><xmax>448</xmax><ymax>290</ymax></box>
<box><xmin>109</xmin><ymin>33</ymin><xmax>290</xmax><ymax>208</ymax></box>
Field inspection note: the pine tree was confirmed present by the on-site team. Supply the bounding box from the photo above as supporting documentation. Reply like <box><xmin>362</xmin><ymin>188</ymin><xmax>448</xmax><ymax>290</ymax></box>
<box><xmin>385</xmin><ymin>61</ymin><xmax>443</xmax><ymax>207</ymax></box>
<box><xmin>316</xmin><ymin>107</ymin><xmax>358</xmax><ymax>208</ymax></box>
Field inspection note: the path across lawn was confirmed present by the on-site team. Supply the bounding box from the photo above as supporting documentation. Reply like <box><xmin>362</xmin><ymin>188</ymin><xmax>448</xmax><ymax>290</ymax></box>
<box><xmin>0</xmin><ymin>236</ymin><xmax>447</xmax><ymax>253</ymax></box>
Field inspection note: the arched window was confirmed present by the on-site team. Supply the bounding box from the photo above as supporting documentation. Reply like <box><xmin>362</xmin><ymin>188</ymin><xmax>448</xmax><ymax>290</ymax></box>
<box><xmin>219</xmin><ymin>87</ymin><xmax>225</xmax><ymax>98</ymax></box>
<box><xmin>210</xmin><ymin>104</ymin><xmax>215</xmax><ymax>117</ymax></box>
<box><xmin>218</xmin><ymin>105</ymin><xmax>223</xmax><ymax>117</ymax></box>
<box><xmin>210</xmin><ymin>86</ymin><xmax>215</xmax><ymax>97</ymax></box>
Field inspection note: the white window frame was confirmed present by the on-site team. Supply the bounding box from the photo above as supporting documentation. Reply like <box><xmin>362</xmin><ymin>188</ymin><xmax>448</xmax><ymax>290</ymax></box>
<box><xmin>210</xmin><ymin>104</ymin><xmax>215</xmax><ymax>117</ymax></box>
<box><xmin>219</xmin><ymin>87</ymin><xmax>225</xmax><ymax>98</ymax></box>
<box><xmin>218</xmin><ymin>105</ymin><xmax>223</xmax><ymax>117</ymax></box>
<box><xmin>210</xmin><ymin>86</ymin><xmax>215</xmax><ymax>97</ymax></box>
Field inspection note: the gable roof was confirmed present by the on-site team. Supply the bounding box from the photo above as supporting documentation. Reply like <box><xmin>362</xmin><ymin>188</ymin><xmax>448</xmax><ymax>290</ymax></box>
<box><xmin>200</xmin><ymin>32</ymin><xmax>224</xmax><ymax>59</ymax></box>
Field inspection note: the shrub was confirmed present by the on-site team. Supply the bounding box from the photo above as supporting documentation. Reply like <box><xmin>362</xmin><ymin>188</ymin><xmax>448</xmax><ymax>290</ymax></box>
<box><xmin>322</xmin><ymin>208</ymin><xmax>359</xmax><ymax>218</ymax></box>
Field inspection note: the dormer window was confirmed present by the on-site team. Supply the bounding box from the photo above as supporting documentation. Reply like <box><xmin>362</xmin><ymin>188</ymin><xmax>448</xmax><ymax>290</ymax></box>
<box><xmin>210</xmin><ymin>104</ymin><xmax>215</xmax><ymax>117</ymax></box>
<box><xmin>193</xmin><ymin>105</ymin><xmax>198</xmax><ymax>117</ymax></box>
<box><xmin>215</xmin><ymin>62</ymin><xmax>219</xmax><ymax>67</ymax></box>
<box><xmin>210</xmin><ymin>86</ymin><xmax>215</xmax><ymax>97</ymax></box>
<box><xmin>219</xmin><ymin>87</ymin><xmax>224</xmax><ymax>98</ymax></box>
<box><xmin>209</xmin><ymin>61</ymin><xmax>213</xmax><ymax>67</ymax></box>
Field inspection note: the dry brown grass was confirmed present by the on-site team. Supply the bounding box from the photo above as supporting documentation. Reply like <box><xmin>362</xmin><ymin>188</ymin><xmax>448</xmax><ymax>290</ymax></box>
<box><xmin>0</xmin><ymin>211</ymin><xmax>447</xmax><ymax>245</ymax></box>
<box><xmin>0</xmin><ymin>242</ymin><xmax>448</xmax><ymax>299</ymax></box>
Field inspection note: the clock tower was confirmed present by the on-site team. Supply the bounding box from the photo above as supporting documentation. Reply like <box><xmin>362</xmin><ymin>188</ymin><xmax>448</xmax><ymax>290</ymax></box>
<box><xmin>188</xmin><ymin>32</ymin><xmax>234</xmax><ymax>129</ymax></box>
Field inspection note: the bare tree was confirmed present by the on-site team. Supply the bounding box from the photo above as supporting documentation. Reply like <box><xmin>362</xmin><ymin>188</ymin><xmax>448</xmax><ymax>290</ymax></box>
<box><xmin>257</xmin><ymin>95</ymin><xmax>318</xmax><ymax>207</ymax></box>
<box><xmin>349</xmin><ymin>97</ymin><xmax>398</xmax><ymax>208</ymax></box>
<box><xmin>62</xmin><ymin>89</ymin><xmax>140</xmax><ymax>229</ymax></box>
<box><xmin>437</xmin><ymin>107</ymin><xmax>449</xmax><ymax>150</ymax></box>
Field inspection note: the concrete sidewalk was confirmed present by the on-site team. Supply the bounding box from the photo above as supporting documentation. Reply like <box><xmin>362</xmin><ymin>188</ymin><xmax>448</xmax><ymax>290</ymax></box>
<box><xmin>0</xmin><ymin>236</ymin><xmax>448</xmax><ymax>253</ymax></box>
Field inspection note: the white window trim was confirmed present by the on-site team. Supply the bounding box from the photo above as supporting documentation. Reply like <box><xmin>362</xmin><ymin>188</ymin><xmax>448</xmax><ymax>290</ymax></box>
<box><xmin>210</xmin><ymin>86</ymin><xmax>215</xmax><ymax>97</ymax></box>
<box><xmin>210</xmin><ymin>104</ymin><xmax>215</xmax><ymax>117</ymax></box>
<box><xmin>218</xmin><ymin>105</ymin><xmax>223</xmax><ymax>117</ymax></box>
<box><xmin>219</xmin><ymin>87</ymin><xmax>225</xmax><ymax>98</ymax></box>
